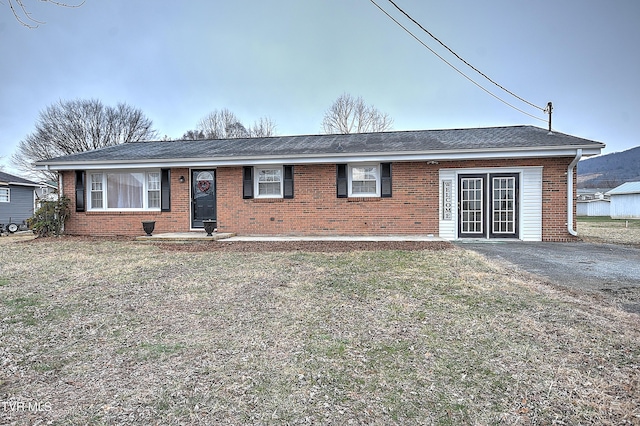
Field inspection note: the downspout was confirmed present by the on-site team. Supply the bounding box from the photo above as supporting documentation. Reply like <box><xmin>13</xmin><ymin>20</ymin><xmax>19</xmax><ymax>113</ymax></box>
<box><xmin>567</xmin><ymin>149</ymin><xmax>582</xmax><ymax>236</ymax></box>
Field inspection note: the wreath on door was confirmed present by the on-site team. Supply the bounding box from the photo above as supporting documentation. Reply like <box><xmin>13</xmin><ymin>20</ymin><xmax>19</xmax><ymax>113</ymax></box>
<box><xmin>197</xmin><ymin>180</ymin><xmax>211</xmax><ymax>193</ymax></box>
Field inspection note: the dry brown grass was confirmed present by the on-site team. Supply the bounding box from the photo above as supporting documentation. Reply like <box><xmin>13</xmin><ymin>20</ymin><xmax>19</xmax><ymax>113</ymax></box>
<box><xmin>1</xmin><ymin>238</ymin><xmax>638</xmax><ymax>425</ymax></box>
<box><xmin>578</xmin><ymin>217</ymin><xmax>640</xmax><ymax>247</ymax></box>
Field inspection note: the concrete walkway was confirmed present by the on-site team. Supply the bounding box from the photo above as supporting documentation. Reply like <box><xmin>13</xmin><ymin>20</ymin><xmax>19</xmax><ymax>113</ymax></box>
<box><xmin>136</xmin><ymin>232</ymin><xmax>235</xmax><ymax>242</ymax></box>
<box><xmin>136</xmin><ymin>232</ymin><xmax>444</xmax><ymax>242</ymax></box>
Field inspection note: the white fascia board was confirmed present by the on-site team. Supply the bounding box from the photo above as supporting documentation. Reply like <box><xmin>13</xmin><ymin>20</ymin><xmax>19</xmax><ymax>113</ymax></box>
<box><xmin>7</xmin><ymin>182</ymin><xmax>42</xmax><ymax>188</ymax></box>
<box><xmin>36</xmin><ymin>146</ymin><xmax>603</xmax><ymax>170</ymax></box>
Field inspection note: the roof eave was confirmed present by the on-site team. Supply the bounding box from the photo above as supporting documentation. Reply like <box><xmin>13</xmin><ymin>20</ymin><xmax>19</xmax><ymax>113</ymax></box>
<box><xmin>2</xmin><ymin>181</ymin><xmax>43</xmax><ymax>188</ymax></box>
<box><xmin>36</xmin><ymin>145</ymin><xmax>604</xmax><ymax>171</ymax></box>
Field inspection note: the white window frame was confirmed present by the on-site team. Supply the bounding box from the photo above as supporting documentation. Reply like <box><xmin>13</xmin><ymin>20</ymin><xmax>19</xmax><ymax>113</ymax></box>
<box><xmin>147</xmin><ymin>171</ymin><xmax>161</xmax><ymax>209</ymax></box>
<box><xmin>254</xmin><ymin>166</ymin><xmax>283</xmax><ymax>199</ymax></box>
<box><xmin>348</xmin><ymin>164</ymin><xmax>380</xmax><ymax>197</ymax></box>
<box><xmin>90</xmin><ymin>173</ymin><xmax>104</xmax><ymax>209</ymax></box>
<box><xmin>0</xmin><ymin>188</ymin><xmax>9</xmax><ymax>203</ymax></box>
<box><xmin>87</xmin><ymin>170</ymin><xmax>162</xmax><ymax>211</ymax></box>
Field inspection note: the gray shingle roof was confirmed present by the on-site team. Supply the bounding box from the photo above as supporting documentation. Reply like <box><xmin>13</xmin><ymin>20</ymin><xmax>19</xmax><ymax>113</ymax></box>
<box><xmin>37</xmin><ymin>125</ymin><xmax>605</xmax><ymax>166</ymax></box>
<box><xmin>0</xmin><ymin>171</ymin><xmax>40</xmax><ymax>186</ymax></box>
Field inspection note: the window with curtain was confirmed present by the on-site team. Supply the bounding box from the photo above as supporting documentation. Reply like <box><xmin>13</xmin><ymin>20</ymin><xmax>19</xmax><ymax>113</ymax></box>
<box><xmin>89</xmin><ymin>171</ymin><xmax>161</xmax><ymax>210</ymax></box>
<box><xmin>107</xmin><ymin>173</ymin><xmax>144</xmax><ymax>208</ymax></box>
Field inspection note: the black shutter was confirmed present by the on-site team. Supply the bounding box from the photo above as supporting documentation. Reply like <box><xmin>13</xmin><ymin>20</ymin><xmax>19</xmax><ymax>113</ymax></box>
<box><xmin>243</xmin><ymin>166</ymin><xmax>254</xmax><ymax>199</ymax></box>
<box><xmin>336</xmin><ymin>164</ymin><xmax>348</xmax><ymax>198</ymax></box>
<box><xmin>381</xmin><ymin>163</ymin><xmax>392</xmax><ymax>198</ymax></box>
<box><xmin>283</xmin><ymin>165</ymin><xmax>294</xmax><ymax>199</ymax></box>
<box><xmin>75</xmin><ymin>170</ymin><xmax>85</xmax><ymax>212</ymax></box>
<box><xmin>161</xmin><ymin>169</ymin><xmax>171</xmax><ymax>211</ymax></box>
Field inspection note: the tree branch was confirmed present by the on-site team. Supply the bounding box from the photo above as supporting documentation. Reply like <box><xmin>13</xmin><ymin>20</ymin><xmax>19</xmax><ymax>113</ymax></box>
<box><xmin>6</xmin><ymin>0</ymin><xmax>85</xmax><ymax>28</ymax></box>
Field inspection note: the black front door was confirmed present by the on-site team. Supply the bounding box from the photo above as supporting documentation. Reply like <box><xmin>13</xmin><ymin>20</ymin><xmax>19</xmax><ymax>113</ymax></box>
<box><xmin>191</xmin><ymin>170</ymin><xmax>216</xmax><ymax>228</ymax></box>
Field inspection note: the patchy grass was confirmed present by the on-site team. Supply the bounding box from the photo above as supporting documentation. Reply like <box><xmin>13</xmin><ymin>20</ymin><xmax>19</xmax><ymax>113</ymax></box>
<box><xmin>578</xmin><ymin>216</ymin><xmax>640</xmax><ymax>225</ymax></box>
<box><xmin>578</xmin><ymin>218</ymin><xmax>640</xmax><ymax>246</ymax></box>
<box><xmin>0</xmin><ymin>238</ymin><xmax>638</xmax><ymax>425</ymax></box>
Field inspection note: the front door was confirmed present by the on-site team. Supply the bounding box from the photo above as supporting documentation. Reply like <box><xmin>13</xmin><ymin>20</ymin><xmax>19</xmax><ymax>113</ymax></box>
<box><xmin>191</xmin><ymin>170</ymin><xmax>216</xmax><ymax>228</ymax></box>
<box><xmin>458</xmin><ymin>173</ymin><xmax>519</xmax><ymax>239</ymax></box>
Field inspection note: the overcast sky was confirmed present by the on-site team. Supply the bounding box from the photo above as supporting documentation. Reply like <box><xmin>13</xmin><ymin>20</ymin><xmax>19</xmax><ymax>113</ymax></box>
<box><xmin>1</xmin><ymin>0</ymin><xmax>639</xmax><ymax>173</ymax></box>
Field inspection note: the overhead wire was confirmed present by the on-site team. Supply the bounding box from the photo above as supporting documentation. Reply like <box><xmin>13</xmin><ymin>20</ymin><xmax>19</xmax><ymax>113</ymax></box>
<box><xmin>385</xmin><ymin>0</ymin><xmax>546</xmax><ymax>112</ymax></box>
<box><xmin>368</xmin><ymin>0</ymin><xmax>548</xmax><ymax>123</ymax></box>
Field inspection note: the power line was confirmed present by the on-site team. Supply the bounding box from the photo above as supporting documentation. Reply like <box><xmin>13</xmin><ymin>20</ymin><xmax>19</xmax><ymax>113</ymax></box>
<box><xmin>368</xmin><ymin>0</ymin><xmax>548</xmax><ymax>123</ymax></box>
<box><xmin>385</xmin><ymin>0</ymin><xmax>546</xmax><ymax>112</ymax></box>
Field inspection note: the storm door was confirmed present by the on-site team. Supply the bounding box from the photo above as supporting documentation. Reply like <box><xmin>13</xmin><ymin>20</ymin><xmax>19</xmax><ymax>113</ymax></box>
<box><xmin>458</xmin><ymin>173</ymin><xmax>519</xmax><ymax>239</ymax></box>
<box><xmin>191</xmin><ymin>170</ymin><xmax>216</xmax><ymax>228</ymax></box>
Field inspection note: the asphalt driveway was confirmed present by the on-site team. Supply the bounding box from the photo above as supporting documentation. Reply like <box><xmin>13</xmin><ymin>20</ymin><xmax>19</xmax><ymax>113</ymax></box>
<box><xmin>455</xmin><ymin>241</ymin><xmax>640</xmax><ymax>314</ymax></box>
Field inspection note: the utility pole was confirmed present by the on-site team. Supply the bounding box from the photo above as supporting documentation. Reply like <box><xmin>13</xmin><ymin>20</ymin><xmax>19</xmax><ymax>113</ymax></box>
<box><xmin>545</xmin><ymin>102</ymin><xmax>553</xmax><ymax>132</ymax></box>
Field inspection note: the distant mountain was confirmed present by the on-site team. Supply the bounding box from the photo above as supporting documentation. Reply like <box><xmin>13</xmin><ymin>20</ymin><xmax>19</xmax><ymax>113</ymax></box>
<box><xmin>578</xmin><ymin>146</ymin><xmax>640</xmax><ymax>188</ymax></box>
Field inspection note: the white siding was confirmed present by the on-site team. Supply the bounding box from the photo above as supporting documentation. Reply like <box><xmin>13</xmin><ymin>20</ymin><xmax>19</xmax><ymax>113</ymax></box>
<box><xmin>520</xmin><ymin>167</ymin><xmax>542</xmax><ymax>241</ymax></box>
<box><xmin>0</xmin><ymin>185</ymin><xmax>35</xmax><ymax>224</ymax></box>
<box><xmin>439</xmin><ymin>166</ymin><xmax>542</xmax><ymax>241</ymax></box>
<box><xmin>438</xmin><ymin>169</ymin><xmax>457</xmax><ymax>240</ymax></box>
<box><xmin>610</xmin><ymin>194</ymin><xmax>640</xmax><ymax>219</ymax></box>
<box><xmin>577</xmin><ymin>200</ymin><xmax>610</xmax><ymax>217</ymax></box>
<box><xmin>577</xmin><ymin>202</ymin><xmax>588</xmax><ymax>216</ymax></box>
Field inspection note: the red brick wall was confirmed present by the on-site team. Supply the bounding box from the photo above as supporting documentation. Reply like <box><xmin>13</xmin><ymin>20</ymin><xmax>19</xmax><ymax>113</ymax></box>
<box><xmin>60</xmin><ymin>157</ymin><xmax>577</xmax><ymax>240</ymax></box>
<box><xmin>61</xmin><ymin>168</ymin><xmax>192</xmax><ymax>237</ymax></box>
<box><xmin>216</xmin><ymin>163</ymin><xmax>440</xmax><ymax>235</ymax></box>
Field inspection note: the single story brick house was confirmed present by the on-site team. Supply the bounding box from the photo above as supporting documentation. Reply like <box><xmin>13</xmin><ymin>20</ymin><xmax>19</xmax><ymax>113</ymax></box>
<box><xmin>36</xmin><ymin>125</ymin><xmax>604</xmax><ymax>241</ymax></box>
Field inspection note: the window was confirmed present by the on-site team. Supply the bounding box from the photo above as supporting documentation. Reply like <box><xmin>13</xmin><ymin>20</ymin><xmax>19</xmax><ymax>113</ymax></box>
<box><xmin>256</xmin><ymin>167</ymin><xmax>283</xmax><ymax>198</ymax></box>
<box><xmin>89</xmin><ymin>171</ymin><xmax>162</xmax><ymax>210</ymax></box>
<box><xmin>349</xmin><ymin>164</ymin><xmax>380</xmax><ymax>197</ymax></box>
<box><xmin>90</xmin><ymin>173</ymin><xmax>103</xmax><ymax>208</ymax></box>
<box><xmin>0</xmin><ymin>188</ymin><xmax>9</xmax><ymax>202</ymax></box>
<box><xmin>337</xmin><ymin>163</ymin><xmax>392</xmax><ymax>198</ymax></box>
<box><xmin>244</xmin><ymin>166</ymin><xmax>293</xmax><ymax>199</ymax></box>
<box><xmin>147</xmin><ymin>172</ymin><xmax>161</xmax><ymax>208</ymax></box>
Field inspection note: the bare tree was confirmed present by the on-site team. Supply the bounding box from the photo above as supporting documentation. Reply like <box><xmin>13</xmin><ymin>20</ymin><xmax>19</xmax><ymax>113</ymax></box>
<box><xmin>12</xmin><ymin>99</ymin><xmax>158</xmax><ymax>180</ymax></box>
<box><xmin>192</xmin><ymin>109</ymin><xmax>277</xmax><ymax>139</ymax></box>
<box><xmin>196</xmin><ymin>109</ymin><xmax>248</xmax><ymax>139</ymax></box>
<box><xmin>181</xmin><ymin>130</ymin><xmax>206</xmax><ymax>140</ymax></box>
<box><xmin>249</xmin><ymin>116</ymin><xmax>277</xmax><ymax>138</ymax></box>
<box><xmin>6</xmin><ymin>0</ymin><xmax>84</xmax><ymax>29</ymax></box>
<box><xmin>322</xmin><ymin>93</ymin><xmax>393</xmax><ymax>134</ymax></box>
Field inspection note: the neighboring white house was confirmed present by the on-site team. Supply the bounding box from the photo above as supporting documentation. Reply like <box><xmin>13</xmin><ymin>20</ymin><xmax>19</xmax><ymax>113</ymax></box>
<box><xmin>606</xmin><ymin>182</ymin><xmax>640</xmax><ymax>219</ymax></box>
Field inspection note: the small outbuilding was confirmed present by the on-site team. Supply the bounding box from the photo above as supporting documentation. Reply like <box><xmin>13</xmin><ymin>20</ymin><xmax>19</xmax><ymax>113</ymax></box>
<box><xmin>606</xmin><ymin>182</ymin><xmax>640</xmax><ymax>219</ymax></box>
<box><xmin>577</xmin><ymin>198</ymin><xmax>610</xmax><ymax>217</ymax></box>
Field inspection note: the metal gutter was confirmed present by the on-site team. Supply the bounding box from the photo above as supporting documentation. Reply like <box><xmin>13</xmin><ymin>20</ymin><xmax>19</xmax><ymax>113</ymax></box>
<box><xmin>35</xmin><ymin>145</ymin><xmax>604</xmax><ymax>171</ymax></box>
<box><xmin>567</xmin><ymin>149</ymin><xmax>582</xmax><ymax>237</ymax></box>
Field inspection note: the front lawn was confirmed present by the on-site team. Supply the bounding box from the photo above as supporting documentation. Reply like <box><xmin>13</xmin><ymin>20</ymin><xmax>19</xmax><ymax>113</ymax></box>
<box><xmin>1</xmin><ymin>238</ymin><xmax>638</xmax><ymax>425</ymax></box>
